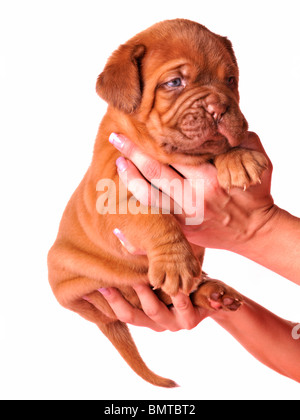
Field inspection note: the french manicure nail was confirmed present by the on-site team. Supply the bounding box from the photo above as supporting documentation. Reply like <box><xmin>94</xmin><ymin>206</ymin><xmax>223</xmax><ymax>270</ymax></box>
<box><xmin>113</xmin><ymin>228</ymin><xmax>126</xmax><ymax>247</ymax></box>
<box><xmin>109</xmin><ymin>133</ymin><xmax>125</xmax><ymax>151</ymax></box>
<box><xmin>113</xmin><ymin>227</ymin><xmax>125</xmax><ymax>240</ymax></box>
<box><xmin>116</xmin><ymin>157</ymin><xmax>128</xmax><ymax>172</ymax></box>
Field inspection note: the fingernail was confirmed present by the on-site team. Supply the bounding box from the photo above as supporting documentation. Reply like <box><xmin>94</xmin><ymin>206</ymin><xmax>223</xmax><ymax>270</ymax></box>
<box><xmin>109</xmin><ymin>133</ymin><xmax>125</xmax><ymax>151</ymax></box>
<box><xmin>98</xmin><ymin>288</ymin><xmax>111</xmax><ymax>297</ymax></box>
<box><xmin>113</xmin><ymin>228</ymin><xmax>126</xmax><ymax>247</ymax></box>
<box><xmin>116</xmin><ymin>157</ymin><xmax>128</xmax><ymax>172</ymax></box>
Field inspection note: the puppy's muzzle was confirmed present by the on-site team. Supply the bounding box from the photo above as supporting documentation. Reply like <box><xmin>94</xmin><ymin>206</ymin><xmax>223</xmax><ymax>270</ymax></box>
<box><xmin>177</xmin><ymin>90</ymin><xmax>247</xmax><ymax>149</ymax></box>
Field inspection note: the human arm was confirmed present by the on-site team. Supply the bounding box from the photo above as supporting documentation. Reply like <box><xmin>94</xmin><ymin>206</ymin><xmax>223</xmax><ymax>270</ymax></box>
<box><xmin>231</xmin><ymin>208</ymin><xmax>300</xmax><ymax>285</ymax></box>
<box><xmin>211</xmin><ymin>295</ymin><xmax>300</xmax><ymax>383</ymax></box>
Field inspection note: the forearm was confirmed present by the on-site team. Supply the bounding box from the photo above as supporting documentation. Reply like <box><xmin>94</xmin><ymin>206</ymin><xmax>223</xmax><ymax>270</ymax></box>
<box><xmin>233</xmin><ymin>206</ymin><xmax>300</xmax><ymax>285</ymax></box>
<box><xmin>211</xmin><ymin>296</ymin><xmax>300</xmax><ymax>382</ymax></box>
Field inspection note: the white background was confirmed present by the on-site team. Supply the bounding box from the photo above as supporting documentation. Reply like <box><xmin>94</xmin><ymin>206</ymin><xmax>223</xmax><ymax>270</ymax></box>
<box><xmin>1</xmin><ymin>0</ymin><xmax>300</xmax><ymax>400</ymax></box>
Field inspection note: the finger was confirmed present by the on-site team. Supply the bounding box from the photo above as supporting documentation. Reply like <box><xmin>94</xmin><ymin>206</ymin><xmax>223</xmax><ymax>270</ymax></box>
<box><xmin>171</xmin><ymin>292</ymin><xmax>206</xmax><ymax>330</ymax></box>
<box><xmin>242</xmin><ymin>132</ymin><xmax>273</xmax><ymax>175</ymax></box>
<box><xmin>133</xmin><ymin>284</ymin><xmax>180</xmax><ymax>332</ymax></box>
<box><xmin>110</xmin><ymin>132</ymin><xmax>171</xmax><ymax>181</ymax></box>
<box><xmin>116</xmin><ymin>157</ymin><xmax>183</xmax><ymax>214</ymax></box>
<box><xmin>240</xmin><ymin>132</ymin><xmax>266</xmax><ymax>154</ymax></box>
<box><xmin>116</xmin><ymin>155</ymin><xmax>201</xmax><ymax>222</ymax></box>
<box><xmin>173</xmin><ymin>160</ymin><xmax>249</xmax><ymax>229</ymax></box>
<box><xmin>98</xmin><ymin>288</ymin><xmax>165</xmax><ymax>332</ymax></box>
<box><xmin>173</xmin><ymin>160</ymin><xmax>218</xmax><ymax>182</ymax></box>
<box><xmin>110</xmin><ymin>133</ymin><xmax>187</xmax><ymax>208</ymax></box>
<box><xmin>172</xmin><ymin>162</ymin><xmax>225</xmax><ymax>220</ymax></box>
<box><xmin>111</xmin><ymin>133</ymin><xmax>208</xmax><ymax>221</ymax></box>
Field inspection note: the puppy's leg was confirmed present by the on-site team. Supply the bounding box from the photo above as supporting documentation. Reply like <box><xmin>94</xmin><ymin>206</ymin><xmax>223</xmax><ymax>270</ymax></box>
<box><xmin>214</xmin><ymin>147</ymin><xmax>268</xmax><ymax>191</ymax></box>
<box><xmin>113</xmin><ymin>212</ymin><xmax>202</xmax><ymax>296</ymax></box>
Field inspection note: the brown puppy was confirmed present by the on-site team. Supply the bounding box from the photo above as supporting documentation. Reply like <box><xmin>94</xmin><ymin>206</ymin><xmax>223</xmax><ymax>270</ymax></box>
<box><xmin>48</xmin><ymin>19</ymin><xmax>268</xmax><ymax>387</ymax></box>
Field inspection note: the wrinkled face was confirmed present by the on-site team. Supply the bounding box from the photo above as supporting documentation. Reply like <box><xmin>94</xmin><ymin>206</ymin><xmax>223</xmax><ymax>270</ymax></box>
<box><xmin>97</xmin><ymin>19</ymin><xmax>248</xmax><ymax>162</ymax></box>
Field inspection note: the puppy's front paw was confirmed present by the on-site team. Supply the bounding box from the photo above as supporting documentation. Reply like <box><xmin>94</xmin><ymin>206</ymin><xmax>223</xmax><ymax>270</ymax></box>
<box><xmin>148</xmin><ymin>244</ymin><xmax>201</xmax><ymax>296</ymax></box>
<box><xmin>215</xmin><ymin>148</ymin><xmax>268</xmax><ymax>191</ymax></box>
<box><xmin>192</xmin><ymin>279</ymin><xmax>243</xmax><ymax>311</ymax></box>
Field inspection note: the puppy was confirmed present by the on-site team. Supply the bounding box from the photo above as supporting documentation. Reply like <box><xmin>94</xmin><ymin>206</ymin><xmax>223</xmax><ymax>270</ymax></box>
<box><xmin>48</xmin><ymin>19</ymin><xmax>268</xmax><ymax>387</ymax></box>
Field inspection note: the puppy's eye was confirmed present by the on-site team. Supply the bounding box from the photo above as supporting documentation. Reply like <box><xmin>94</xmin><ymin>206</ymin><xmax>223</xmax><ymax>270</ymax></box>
<box><xmin>227</xmin><ymin>76</ymin><xmax>236</xmax><ymax>87</ymax></box>
<box><xmin>166</xmin><ymin>78</ymin><xmax>183</xmax><ymax>88</ymax></box>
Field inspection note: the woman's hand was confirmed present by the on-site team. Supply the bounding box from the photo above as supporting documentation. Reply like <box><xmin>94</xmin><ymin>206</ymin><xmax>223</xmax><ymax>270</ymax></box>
<box><xmin>99</xmin><ymin>285</ymin><xmax>213</xmax><ymax>332</ymax></box>
<box><xmin>109</xmin><ymin>131</ymin><xmax>275</xmax><ymax>252</ymax></box>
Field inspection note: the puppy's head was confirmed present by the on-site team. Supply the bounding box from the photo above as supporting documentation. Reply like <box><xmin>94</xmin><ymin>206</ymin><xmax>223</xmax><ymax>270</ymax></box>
<box><xmin>96</xmin><ymin>19</ymin><xmax>248</xmax><ymax>163</ymax></box>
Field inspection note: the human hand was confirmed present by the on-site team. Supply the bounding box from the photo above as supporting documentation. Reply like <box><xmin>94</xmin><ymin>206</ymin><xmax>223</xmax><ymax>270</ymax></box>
<box><xmin>109</xmin><ymin>131</ymin><xmax>275</xmax><ymax>252</ymax></box>
<box><xmin>107</xmin><ymin>229</ymin><xmax>241</xmax><ymax>332</ymax></box>
<box><xmin>110</xmin><ymin>229</ymin><xmax>208</xmax><ymax>331</ymax></box>
<box><xmin>98</xmin><ymin>284</ymin><xmax>213</xmax><ymax>332</ymax></box>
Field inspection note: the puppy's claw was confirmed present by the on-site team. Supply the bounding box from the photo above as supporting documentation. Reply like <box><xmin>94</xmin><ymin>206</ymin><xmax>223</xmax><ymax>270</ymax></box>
<box><xmin>215</xmin><ymin>149</ymin><xmax>268</xmax><ymax>191</ymax></box>
<box><xmin>148</xmin><ymin>246</ymin><xmax>200</xmax><ymax>297</ymax></box>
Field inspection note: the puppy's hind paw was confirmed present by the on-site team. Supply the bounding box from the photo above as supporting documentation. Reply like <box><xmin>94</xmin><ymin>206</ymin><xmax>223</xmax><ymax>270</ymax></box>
<box><xmin>191</xmin><ymin>279</ymin><xmax>243</xmax><ymax>311</ymax></box>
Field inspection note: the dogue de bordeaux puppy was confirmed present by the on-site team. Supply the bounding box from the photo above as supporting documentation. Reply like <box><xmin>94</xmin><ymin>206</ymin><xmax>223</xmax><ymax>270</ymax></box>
<box><xmin>48</xmin><ymin>19</ymin><xmax>268</xmax><ymax>387</ymax></box>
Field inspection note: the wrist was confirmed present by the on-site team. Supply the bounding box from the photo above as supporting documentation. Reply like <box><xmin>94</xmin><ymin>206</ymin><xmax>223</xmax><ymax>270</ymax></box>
<box><xmin>230</xmin><ymin>205</ymin><xmax>300</xmax><ymax>283</ymax></box>
<box><xmin>230</xmin><ymin>203</ymin><xmax>281</xmax><ymax>257</ymax></box>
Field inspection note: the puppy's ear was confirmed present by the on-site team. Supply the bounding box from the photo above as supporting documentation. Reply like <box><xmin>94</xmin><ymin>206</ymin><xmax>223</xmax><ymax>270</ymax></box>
<box><xmin>96</xmin><ymin>43</ymin><xmax>146</xmax><ymax>113</ymax></box>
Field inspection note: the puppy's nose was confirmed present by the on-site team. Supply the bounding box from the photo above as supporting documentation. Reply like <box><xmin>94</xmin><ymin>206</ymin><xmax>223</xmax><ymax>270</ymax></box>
<box><xmin>206</xmin><ymin>102</ymin><xmax>228</xmax><ymax>123</ymax></box>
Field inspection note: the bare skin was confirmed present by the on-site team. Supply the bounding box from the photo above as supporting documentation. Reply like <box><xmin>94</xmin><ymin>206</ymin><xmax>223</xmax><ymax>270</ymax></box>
<box><xmin>97</xmin><ymin>131</ymin><xmax>300</xmax><ymax>383</ymax></box>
